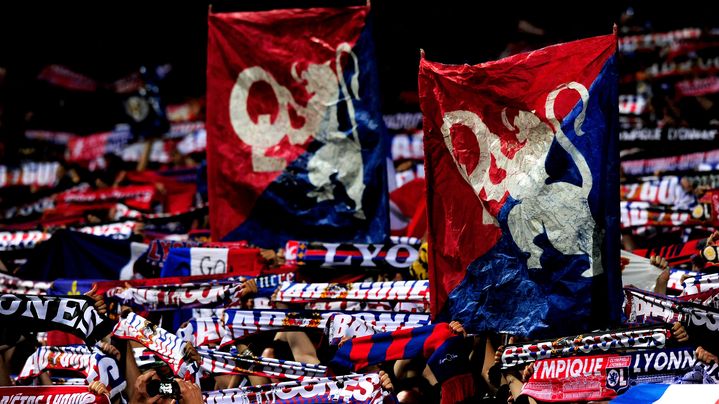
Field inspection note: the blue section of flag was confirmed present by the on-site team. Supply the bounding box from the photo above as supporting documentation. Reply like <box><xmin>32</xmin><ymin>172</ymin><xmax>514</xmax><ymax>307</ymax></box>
<box><xmin>17</xmin><ymin>229</ymin><xmax>133</xmax><ymax>281</ymax></box>
<box><xmin>159</xmin><ymin>247</ymin><xmax>192</xmax><ymax>278</ymax></box>
<box><xmin>222</xmin><ymin>22</ymin><xmax>389</xmax><ymax>249</ymax></box>
<box><xmin>610</xmin><ymin>384</ymin><xmax>668</xmax><ymax>403</ymax></box>
<box><xmin>49</xmin><ymin>279</ymin><xmax>99</xmax><ymax>295</ymax></box>
<box><xmin>442</xmin><ymin>56</ymin><xmax>621</xmax><ymax>338</ymax></box>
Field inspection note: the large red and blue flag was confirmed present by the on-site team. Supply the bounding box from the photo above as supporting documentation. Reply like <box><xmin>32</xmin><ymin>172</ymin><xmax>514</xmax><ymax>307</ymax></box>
<box><xmin>418</xmin><ymin>34</ymin><xmax>622</xmax><ymax>337</ymax></box>
<box><xmin>206</xmin><ymin>6</ymin><xmax>388</xmax><ymax>248</ymax></box>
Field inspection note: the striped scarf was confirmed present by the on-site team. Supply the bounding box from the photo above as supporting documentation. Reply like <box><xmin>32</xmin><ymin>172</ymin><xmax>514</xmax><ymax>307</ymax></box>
<box><xmin>176</xmin><ymin>316</ymin><xmax>225</xmax><ymax>347</ymax></box>
<box><xmin>326</xmin><ymin>313</ymin><xmax>430</xmax><ymax>345</ymax></box>
<box><xmin>272</xmin><ymin>280</ymin><xmax>429</xmax><ymax>303</ymax></box>
<box><xmin>501</xmin><ymin>325</ymin><xmax>670</xmax><ymax>369</ymax></box>
<box><xmin>220</xmin><ymin>310</ymin><xmax>431</xmax><ymax>347</ymax></box>
<box><xmin>197</xmin><ymin>348</ymin><xmax>326</xmax><ymax>380</ymax></box>
<box><xmin>108</xmin><ymin>283</ymin><xmax>242</xmax><ymax>310</ymax></box>
<box><xmin>202</xmin><ymin>373</ymin><xmax>387</xmax><ymax>404</ymax></box>
<box><xmin>683</xmin><ymin>273</ymin><xmax>719</xmax><ymax>295</ymax></box>
<box><xmin>624</xmin><ymin>287</ymin><xmax>719</xmax><ymax>333</ymax></box>
<box><xmin>112</xmin><ymin>312</ymin><xmax>199</xmax><ymax>379</ymax></box>
<box><xmin>18</xmin><ymin>345</ymin><xmax>127</xmax><ymax>401</ymax></box>
<box><xmin>632</xmin><ymin>239</ymin><xmax>701</xmax><ymax>267</ymax></box>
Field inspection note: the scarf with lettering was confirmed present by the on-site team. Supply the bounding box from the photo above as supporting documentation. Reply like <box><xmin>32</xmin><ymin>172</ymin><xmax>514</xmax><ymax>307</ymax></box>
<box><xmin>303</xmin><ymin>300</ymin><xmax>428</xmax><ymax>313</ymax></box>
<box><xmin>325</xmin><ymin>313</ymin><xmax>431</xmax><ymax>345</ymax></box>
<box><xmin>501</xmin><ymin>325</ymin><xmax>670</xmax><ymax>369</ymax></box>
<box><xmin>202</xmin><ymin>373</ymin><xmax>387</xmax><ymax>404</ymax></box>
<box><xmin>221</xmin><ymin>310</ymin><xmax>431</xmax><ymax>348</ymax></box>
<box><xmin>176</xmin><ymin>316</ymin><xmax>225</xmax><ymax>347</ymax></box>
<box><xmin>285</xmin><ymin>239</ymin><xmax>420</xmax><ymax>270</ymax></box>
<box><xmin>624</xmin><ymin>287</ymin><xmax>719</xmax><ymax>333</ymax></box>
<box><xmin>97</xmin><ymin>272</ymin><xmax>293</xmax><ymax>299</ymax></box>
<box><xmin>56</xmin><ymin>185</ymin><xmax>156</xmax><ymax>211</ymax></box>
<box><xmin>621</xmin><ymin>201</ymin><xmax>711</xmax><ymax>228</ymax></box>
<box><xmin>621</xmin><ymin>149</ymin><xmax>719</xmax><ymax>176</ymax></box>
<box><xmin>0</xmin><ymin>295</ymin><xmax>113</xmax><ymax>345</ymax></box>
<box><xmin>0</xmin><ymin>386</ymin><xmax>110</xmax><ymax>404</ymax></box>
<box><xmin>18</xmin><ymin>345</ymin><xmax>127</xmax><ymax>401</ymax></box>
<box><xmin>682</xmin><ymin>273</ymin><xmax>719</xmax><ymax>295</ymax></box>
<box><xmin>75</xmin><ymin>220</ymin><xmax>139</xmax><ymax>240</ymax></box>
<box><xmin>143</xmin><ymin>239</ymin><xmax>247</xmax><ymax>267</ymax></box>
<box><xmin>197</xmin><ymin>348</ymin><xmax>327</xmax><ymax>380</ymax></box>
<box><xmin>0</xmin><ymin>162</ymin><xmax>60</xmax><ymax>189</ymax></box>
<box><xmin>621</xmin><ymin>176</ymin><xmax>687</xmax><ymax>206</ymax></box>
<box><xmin>522</xmin><ymin>347</ymin><xmax>719</xmax><ymax>402</ymax></box>
<box><xmin>272</xmin><ymin>280</ymin><xmax>429</xmax><ymax>304</ymax></box>
<box><xmin>108</xmin><ymin>283</ymin><xmax>242</xmax><ymax>311</ymax></box>
<box><xmin>112</xmin><ymin>312</ymin><xmax>199</xmax><ymax>379</ymax></box>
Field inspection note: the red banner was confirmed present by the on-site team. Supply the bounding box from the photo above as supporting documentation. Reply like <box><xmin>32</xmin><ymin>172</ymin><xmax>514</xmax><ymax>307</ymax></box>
<box><xmin>0</xmin><ymin>386</ymin><xmax>109</xmax><ymax>404</ymax></box>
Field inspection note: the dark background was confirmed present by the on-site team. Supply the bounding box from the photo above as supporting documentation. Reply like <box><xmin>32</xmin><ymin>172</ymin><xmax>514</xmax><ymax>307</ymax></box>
<box><xmin>0</xmin><ymin>0</ymin><xmax>715</xmax><ymax>134</ymax></box>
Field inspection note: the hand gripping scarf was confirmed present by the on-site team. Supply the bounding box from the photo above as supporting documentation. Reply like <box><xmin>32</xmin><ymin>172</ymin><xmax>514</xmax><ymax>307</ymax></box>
<box><xmin>112</xmin><ymin>312</ymin><xmax>199</xmax><ymax>379</ymax></box>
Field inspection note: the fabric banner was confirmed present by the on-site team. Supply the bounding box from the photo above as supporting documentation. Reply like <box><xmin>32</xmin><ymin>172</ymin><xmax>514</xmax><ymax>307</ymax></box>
<box><xmin>285</xmin><ymin>240</ymin><xmax>419</xmax><ymax>269</ymax></box>
<box><xmin>0</xmin><ymin>162</ymin><xmax>60</xmax><ymax>189</ymax></box>
<box><xmin>207</xmin><ymin>5</ymin><xmax>388</xmax><ymax>249</ymax></box>
<box><xmin>144</xmin><ymin>239</ymin><xmax>200</xmax><ymax>267</ymax></box>
<box><xmin>620</xmin><ymin>176</ymin><xmax>694</xmax><ymax>207</ymax></box>
<box><xmin>18</xmin><ymin>345</ymin><xmax>126</xmax><ymax>400</ymax></box>
<box><xmin>0</xmin><ymin>275</ymin><xmax>52</xmax><ymax>295</ymax></box>
<box><xmin>305</xmin><ymin>300</ymin><xmax>428</xmax><ymax>313</ymax></box>
<box><xmin>0</xmin><ymin>230</ymin><xmax>50</xmax><ymax>251</ymax></box>
<box><xmin>1</xmin><ymin>195</ymin><xmax>55</xmax><ymax>222</ymax></box>
<box><xmin>176</xmin><ymin>317</ymin><xmax>225</xmax><ymax>347</ymax></box>
<box><xmin>203</xmin><ymin>373</ymin><xmax>386</xmax><ymax>404</ymax></box>
<box><xmin>522</xmin><ymin>354</ymin><xmax>622</xmax><ymax>402</ymax></box>
<box><xmin>618</xmin><ymin>94</ymin><xmax>647</xmax><ymax>115</ymax></box>
<box><xmin>523</xmin><ymin>348</ymin><xmax>719</xmax><ymax>402</ymax></box>
<box><xmin>17</xmin><ymin>230</ymin><xmax>143</xmax><ymax>281</ymax></box>
<box><xmin>331</xmin><ymin>323</ymin><xmax>460</xmax><ymax>371</ymax></box>
<box><xmin>325</xmin><ymin>312</ymin><xmax>429</xmax><ymax>345</ymax></box>
<box><xmin>624</xmin><ymin>287</ymin><xmax>719</xmax><ymax>334</ymax></box>
<box><xmin>160</xmin><ymin>247</ymin><xmax>263</xmax><ymax>278</ymax></box>
<box><xmin>272</xmin><ymin>280</ymin><xmax>429</xmax><ymax>303</ymax></box>
<box><xmin>620</xmin><ymin>201</ymin><xmax>711</xmax><ymax>228</ymax></box>
<box><xmin>18</xmin><ymin>345</ymin><xmax>93</xmax><ymax>380</ymax></box>
<box><xmin>76</xmin><ymin>221</ymin><xmax>138</xmax><ymax>240</ymax></box>
<box><xmin>619</xmin><ymin>128</ymin><xmax>718</xmax><ymax>145</ymax></box>
<box><xmin>220</xmin><ymin>310</ymin><xmax>431</xmax><ymax>347</ymax></box>
<box><xmin>618</xmin><ymin>28</ymin><xmax>701</xmax><ymax>53</ymax></box>
<box><xmin>501</xmin><ymin>326</ymin><xmax>669</xmax><ymax>369</ymax></box>
<box><xmin>621</xmin><ymin>149</ymin><xmax>719</xmax><ymax>176</ymax></box>
<box><xmin>0</xmin><ymin>295</ymin><xmax>113</xmax><ymax>345</ymax></box>
<box><xmin>56</xmin><ymin>185</ymin><xmax>156</xmax><ymax>211</ymax></box>
<box><xmin>419</xmin><ymin>34</ymin><xmax>621</xmax><ymax>337</ymax></box>
<box><xmin>112</xmin><ymin>312</ymin><xmax>199</xmax><ymax>378</ymax></box>
<box><xmin>198</xmin><ymin>348</ymin><xmax>327</xmax><ymax>379</ymax></box>
<box><xmin>682</xmin><ymin>273</ymin><xmax>719</xmax><ymax>295</ymax></box>
<box><xmin>25</xmin><ymin>130</ymin><xmax>74</xmax><ymax>145</ymax></box>
<box><xmin>677</xmin><ymin>76</ymin><xmax>719</xmax><ymax>97</ymax></box>
<box><xmin>109</xmin><ymin>283</ymin><xmax>241</xmax><ymax>311</ymax></box>
<box><xmin>611</xmin><ymin>384</ymin><xmax>719</xmax><ymax>404</ymax></box>
<box><xmin>66</xmin><ymin>130</ymin><xmax>133</xmax><ymax>164</ymax></box>
<box><xmin>0</xmin><ymin>386</ymin><xmax>110</xmax><ymax>404</ymax></box>
<box><xmin>632</xmin><ymin>239</ymin><xmax>701</xmax><ymax>267</ymax></box>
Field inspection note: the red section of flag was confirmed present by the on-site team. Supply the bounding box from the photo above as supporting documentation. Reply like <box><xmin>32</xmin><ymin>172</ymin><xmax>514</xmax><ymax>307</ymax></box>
<box><xmin>206</xmin><ymin>6</ymin><xmax>367</xmax><ymax>241</ymax></box>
